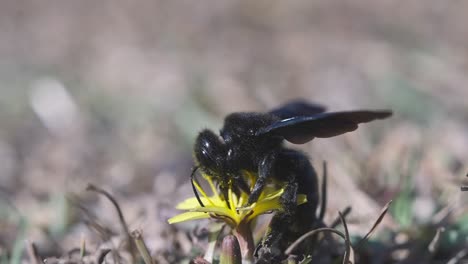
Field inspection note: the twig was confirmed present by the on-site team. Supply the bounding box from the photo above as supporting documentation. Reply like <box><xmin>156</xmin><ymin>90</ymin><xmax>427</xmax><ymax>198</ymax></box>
<box><xmin>86</xmin><ymin>184</ymin><xmax>136</xmax><ymax>261</ymax></box>
<box><xmin>428</xmin><ymin>227</ymin><xmax>445</xmax><ymax>254</ymax></box>
<box><xmin>447</xmin><ymin>248</ymin><xmax>468</xmax><ymax>264</ymax></box>
<box><xmin>339</xmin><ymin>212</ymin><xmax>353</xmax><ymax>264</ymax></box>
<box><xmin>285</xmin><ymin>227</ymin><xmax>346</xmax><ymax>255</ymax></box>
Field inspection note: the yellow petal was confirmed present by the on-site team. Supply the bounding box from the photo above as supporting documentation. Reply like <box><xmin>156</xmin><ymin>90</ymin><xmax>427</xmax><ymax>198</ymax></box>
<box><xmin>176</xmin><ymin>197</ymin><xmax>207</xmax><ymax>209</ymax></box>
<box><xmin>176</xmin><ymin>195</ymin><xmax>228</xmax><ymax>210</ymax></box>
<box><xmin>202</xmin><ymin>173</ymin><xmax>219</xmax><ymax>196</ymax></box>
<box><xmin>247</xmin><ymin>198</ymin><xmax>282</xmax><ymax>221</ymax></box>
<box><xmin>190</xmin><ymin>206</ymin><xmax>239</xmax><ymax>222</ymax></box>
<box><xmin>168</xmin><ymin>211</ymin><xmax>209</xmax><ymax>224</ymax></box>
<box><xmin>260</xmin><ymin>188</ymin><xmax>284</xmax><ymax>201</ymax></box>
<box><xmin>246</xmin><ymin>193</ymin><xmax>308</xmax><ymax>221</ymax></box>
<box><xmin>297</xmin><ymin>194</ymin><xmax>307</xmax><ymax>205</ymax></box>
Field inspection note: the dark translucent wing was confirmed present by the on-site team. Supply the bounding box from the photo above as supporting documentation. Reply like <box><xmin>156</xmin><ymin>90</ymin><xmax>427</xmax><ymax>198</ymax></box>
<box><xmin>258</xmin><ymin>110</ymin><xmax>392</xmax><ymax>144</ymax></box>
<box><xmin>269</xmin><ymin>100</ymin><xmax>327</xmax><ymax>119</ymax></box>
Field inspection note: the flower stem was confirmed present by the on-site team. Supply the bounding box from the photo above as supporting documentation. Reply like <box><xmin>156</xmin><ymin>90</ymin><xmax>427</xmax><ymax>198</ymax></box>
<box><xmin>234</xmin><ymin>222</ymin><xmax>255</xmax><ymax>262</ymax></box>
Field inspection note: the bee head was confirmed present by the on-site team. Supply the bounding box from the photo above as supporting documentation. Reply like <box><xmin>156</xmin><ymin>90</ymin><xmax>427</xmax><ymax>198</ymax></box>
<box><xmin>194</xmin><ymin>129</ymin><xmax>227</xmax><ymax>177</ymax></box>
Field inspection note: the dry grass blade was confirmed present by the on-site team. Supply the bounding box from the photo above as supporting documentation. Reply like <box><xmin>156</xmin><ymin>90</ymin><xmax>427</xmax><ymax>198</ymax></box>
<box><xmin>356</xmin><ymin>200</ymin><xmax>392</xmax><ymax>249</ymax></box>
<box><xmin>319</xmin><ymin>161</ymin><xmax>328</xmax><ymax>221</ymax></box>
<box><xmin>330</xmin><ymin>206</ymin><xmax>352</xmax><ymax>228</ymax></box>
<box><xmin>86</xmin><ymin>184</ymin><xmax>136</xmax><ymax>261</ymax></box>
<box><xmin>193</xmin><ymin>256</ymin><xmax>211</xmax><ymax>264</ymax></box>
<box><xmin>431</xmin><ymin>198</ymin><xmax>457</xmax><ymax>225</ymax></box>
<box><xmin>65</xmin><ymin>247</ymin><xmax>81</xmax><ymax>258</ymax></box>
<box><xmin>428</xmin><ymin>227</ymin><xmax>445</xmax><ymax>254</ymax></box>
<box><xmin>26</xmin><ymin>240</ymin><xmax>40</xmax><ymax>264</ymax></box>
<box><xmin>131</xmin><ymin>230</ymin><xmax>155</xmax><ymax>264</ymax></box>
<box><xmin>80</xmin><ymin>234</ymin><xmax>86</xmax><ymax>259</ymax></box>
<box><xmin>71</xmin><ymin>198</ymin><xmax>115</xmax><ymax>240</ymax></box>
<box><xmin>82</xmin><ymin>218</ymin><xmax>114</xmax><ymax>241</ymax></box>
<box><xmin>284</xmin><ymin>227</ymin><xmax>346</xmax><ymax>255</ymax></box>
<box><xmin>339</xmin><ymin>212</ymin><xmax>354</xmax><ymax>264</ymax></box>
<box><xmin>96</xmin><ymin>249</ymin><xmax>112</xmax><ymax>264</ymax></box>
<box><xmin>447</xmin><ymin>248</ymin><xmax>468</xmax><ymax>264</ymax></box>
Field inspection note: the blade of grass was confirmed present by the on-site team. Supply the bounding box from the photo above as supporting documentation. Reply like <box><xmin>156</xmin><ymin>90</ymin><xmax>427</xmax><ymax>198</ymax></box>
<box><xmin>80</xmin><ymin>234</ymin><xmax>86</xmax><ymax>259</ymax></box>
<box><xmin>356</xmin><ymin>200</ymin><xmax>392</xmax><ymax>249</ymax></box>
<box><xmin>330</xmin><ymin>206</ymin><xmax>352</xmax><ymax>228</ymax></box>
<box><xmin>131</xmin><ymin>230</ymin><xmax>155</xmax><ymax>264</ymax></box>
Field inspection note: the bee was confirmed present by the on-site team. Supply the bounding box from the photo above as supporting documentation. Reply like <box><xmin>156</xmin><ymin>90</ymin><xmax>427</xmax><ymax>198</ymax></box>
<box><xmin>192</xmin><ymin>100</ymin><xmax>392</xmax><ymax>261</ymax></box>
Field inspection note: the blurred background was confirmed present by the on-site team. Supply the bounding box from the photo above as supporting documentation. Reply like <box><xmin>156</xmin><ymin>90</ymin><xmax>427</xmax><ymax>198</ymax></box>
<box><xmin>0</xmin><ymin>1</ymin><xmax>467</xmax><ymax>263</ymax></box>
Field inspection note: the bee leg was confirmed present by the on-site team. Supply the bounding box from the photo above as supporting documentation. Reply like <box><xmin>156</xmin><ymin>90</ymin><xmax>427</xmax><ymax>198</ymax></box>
<box><xmin>280</xmin><ymin>179</ymin><xmax>298</xmax><ymax>217</ymax></box>
<box><xmin>248</xmin><ymin>152</ymin><xmax>276</xmax><ymax>205</ymax></box>
<box><xmin>256</xmin><ymin>213</ymin><xmax>290</xmax><ymax>262</ymax></box>
<box><xmin>256</xmin><ymin>180</ymin><xmax>298</xmax><ymax>262</ymax></box>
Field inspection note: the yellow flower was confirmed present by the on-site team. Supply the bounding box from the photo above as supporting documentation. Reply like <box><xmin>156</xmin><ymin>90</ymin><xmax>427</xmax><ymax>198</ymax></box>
<box><xmin>168</xmin><ymin>173</ymin><xmax>307</xmax><ymax>227</ymax></box>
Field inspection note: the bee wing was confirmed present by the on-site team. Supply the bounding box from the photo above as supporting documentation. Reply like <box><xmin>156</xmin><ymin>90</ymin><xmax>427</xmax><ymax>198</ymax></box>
<box><xmin>258</xmin><ymin>110</ymin><xmax>392</xmax><ymax>144</ymax></box>
<box><xmin>269</xmin><ymin>100</ymin><xmax>327</xmax><ymax>119</ymax></box>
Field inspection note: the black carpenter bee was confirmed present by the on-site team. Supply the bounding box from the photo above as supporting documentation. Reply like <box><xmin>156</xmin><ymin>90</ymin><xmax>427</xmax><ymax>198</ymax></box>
<box><xmin>192</xmin><ymin>100</ymin><xmax>392</xmax><ymax>261</ymax></box>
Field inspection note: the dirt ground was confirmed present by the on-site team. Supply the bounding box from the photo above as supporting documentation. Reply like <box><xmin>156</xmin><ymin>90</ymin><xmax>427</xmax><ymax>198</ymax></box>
<box><xmin>0</xmin><ymin>1</ymin><xmax>467</xmax><ymax>263</ymax></box>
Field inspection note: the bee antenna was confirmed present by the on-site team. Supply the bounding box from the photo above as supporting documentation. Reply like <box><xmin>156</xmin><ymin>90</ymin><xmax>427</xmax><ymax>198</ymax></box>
<box><xmin>190</xmin><ymin>166</ymin><xmax>205</xmax><ymax>207</ymax></box>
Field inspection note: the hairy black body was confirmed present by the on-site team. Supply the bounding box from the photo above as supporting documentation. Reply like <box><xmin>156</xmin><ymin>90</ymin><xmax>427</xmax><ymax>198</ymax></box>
<box><xmin>192</xmin><ymin>101</ymin><xmax>392</xmax><ymax>262</ymax></box>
